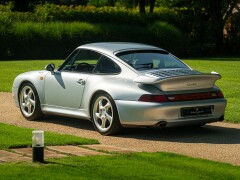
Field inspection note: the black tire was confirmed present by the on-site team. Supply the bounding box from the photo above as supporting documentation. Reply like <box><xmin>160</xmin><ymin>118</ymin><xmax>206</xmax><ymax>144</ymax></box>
<box><xmin>91</xmin><ymin>93</ymin><xmax>123</xmax><ymax>135</ymax></box>
<box><xmin>18</xmin><ymin>83</ymin><xmax>43</xmax><ymax>121</ymax></box>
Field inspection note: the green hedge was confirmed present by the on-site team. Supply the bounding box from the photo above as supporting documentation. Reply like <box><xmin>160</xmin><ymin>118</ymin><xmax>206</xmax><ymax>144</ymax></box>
<box><xmin>35</xmin><ymin>5</ymin><xmax>179</xmax><ymax>26</ymax></box>
<box><xmin>0</xmin><ymin>4</ymin><xmax>189</xmax><ymax>59</ymax></box>
<box><xmin>2</xmin><ymin>4</ymin><xmax>180</xmax><ymax>27</ymax></box>
<box><xmin>0</xmin><ymin>21</ymin><xmax>186</xmax><ymax>59</ymax></box>
<box><xmin>2</xmin><ymin>3</ymin><xmax>239</xmax><ymax>57</ymax></box>
<box><xmin>149</xmin><ymin>21</ymin><xmax>186</xmax><ymax>54</ymax></box>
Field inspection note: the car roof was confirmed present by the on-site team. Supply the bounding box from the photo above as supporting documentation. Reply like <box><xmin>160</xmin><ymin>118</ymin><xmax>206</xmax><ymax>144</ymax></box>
<box><xmin>77</xmin><ymin>42</ymin><xmax>164</xmax><ymax>56</ymax></box>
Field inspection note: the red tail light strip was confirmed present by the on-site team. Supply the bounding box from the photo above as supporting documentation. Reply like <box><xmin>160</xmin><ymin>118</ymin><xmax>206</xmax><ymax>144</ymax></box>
<box><xmin>139</xmin><ymin>91</ymin><xmax>224</xmax><ymax>103</ymax></box>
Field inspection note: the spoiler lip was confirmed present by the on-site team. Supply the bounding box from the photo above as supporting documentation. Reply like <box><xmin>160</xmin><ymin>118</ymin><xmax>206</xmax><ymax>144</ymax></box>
<box><xmin>133</xmin><ymin>73</ymin><xmax>222</xmax><ymax>84</ymax></box>
<box><xmin>133</xmin><ymin>73</ymin><xmax>222</xmax><ymax>91</ymax></box>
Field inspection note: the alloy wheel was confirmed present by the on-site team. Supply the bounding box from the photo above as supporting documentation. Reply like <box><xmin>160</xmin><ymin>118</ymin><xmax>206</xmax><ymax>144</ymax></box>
<box><xmin>19</xmin><ymin>85</ymin><xmax>36</xmax><ymax>117</ymax></box>
<box><xmin>93</xmin><ymin>96</ymin><xmax>113</xmax><ymax>132</ymax></box>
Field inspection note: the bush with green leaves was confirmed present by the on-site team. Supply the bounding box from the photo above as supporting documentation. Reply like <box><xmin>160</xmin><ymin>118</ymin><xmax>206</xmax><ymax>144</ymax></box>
<box><xmin>0</xmin><ymin>3</ymin><xmax>187</xmax><ymax>59</ymax></box>
<box><xmin>0</xmin><ymin>3</ymin><xmax>12</xmax><ymax>12</ymax></box>
<box><xmin>88</xmin><ymin>0</ymin><xmax>115</xmax><ymax>7</ymax></box>
<box><xmin>1</xmin><ymin>3</ymin><xmax>180</xmax><ymax>27</ymax></box>
<box><xmin>0</xmin><ymin>12</ymin><xmax>13</xmax><ymax>58</ymax></box>
<box><xmin>0</xmin><ymin>21</ymin><xmax>185</xmax><ymax>59</ymax></box>
<box><xmin>7</xmin><ymin>22</ymin><xmax>101</xmax><ymax>59</ymax></box>
<box><xmin>149</xmin><ymin>21</ymin><xmax>187</xmax><ymax>55</ymax></box>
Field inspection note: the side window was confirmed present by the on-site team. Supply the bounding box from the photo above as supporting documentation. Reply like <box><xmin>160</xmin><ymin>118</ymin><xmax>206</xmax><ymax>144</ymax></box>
<box><xmin>72</xmin><ymin>50</ymin><xmax>101</xmax><ymax>73</ymax></box>
<box><xmin>60</xmin><ymin>50</ymin><xmax>79</xmax><ymax>71</ymax></box>
<box><xmin>60</xmin><ymin>49</ymin><xmax>101</xmax><ymax>73</ymax></box>
<box><xmin>93</xmin><ymin>55</ymin><xmax>121</xmax><ymax>74</ymax></box>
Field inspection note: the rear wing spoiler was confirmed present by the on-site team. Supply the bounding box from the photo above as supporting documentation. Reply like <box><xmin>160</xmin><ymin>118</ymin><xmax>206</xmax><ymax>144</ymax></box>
<box><xmin>134</xmin><ymin>73</ymin><xmax>221</xmax><ymax>91</ymax></box>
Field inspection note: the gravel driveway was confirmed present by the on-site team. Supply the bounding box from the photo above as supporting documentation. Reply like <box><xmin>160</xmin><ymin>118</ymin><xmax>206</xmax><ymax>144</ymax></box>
<box><xmin>1</xmin><ymin>92</ymin><xmax>240</xmax><ymax>165</ymax></box>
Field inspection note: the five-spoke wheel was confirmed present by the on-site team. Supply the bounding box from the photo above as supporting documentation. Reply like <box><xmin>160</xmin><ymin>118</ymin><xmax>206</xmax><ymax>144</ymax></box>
<box><xmin>19</xmin><ymin>83</ymin><xmax>42</xmax><ymax>120</ymax></box>
<box><xmin>92</xmin><ymin>93</ymin><xmax>122</xmax><ymax>135</ymax></box>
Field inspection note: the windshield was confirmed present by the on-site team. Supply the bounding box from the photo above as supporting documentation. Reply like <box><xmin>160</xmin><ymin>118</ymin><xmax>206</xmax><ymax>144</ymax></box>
<box><xmin>116</xmin><ymin>50</ymin><xmax>188</xmax><ymax>71</ymax></box>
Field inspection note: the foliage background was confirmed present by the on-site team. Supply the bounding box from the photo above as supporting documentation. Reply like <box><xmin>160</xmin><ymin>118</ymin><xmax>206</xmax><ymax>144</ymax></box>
<box><xmin>0</xmin><ymin>1</ymin><xmax>240</xmax><ymax>59</ymax></box>
<box><xmin>0</xmin><ymin>4</ymin><xmax>187</xmax><ymax>59</ymax></box>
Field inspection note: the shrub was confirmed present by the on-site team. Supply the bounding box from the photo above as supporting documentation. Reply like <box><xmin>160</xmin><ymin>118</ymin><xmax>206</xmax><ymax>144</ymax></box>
<box><xmin>0</xmin><ymin>3</ymin><xmax>12</xmax><ymax>12</ymax></box>
<box><xmin>31</xmin><ymin>4</ymin><xmax>184</xmax><ymax>31</ymax></box>
<box><xmin>0</xmin><ymin>12</ymin><xmax>12</xmax><ymax>29</ymax></box>
<box><xmin>0</xmin><ymin>12</ymin><xmax>13</xmax><ymax>58</ymax></box>
<box><xmin>0</xmin><ymin>21</ymin><xmax>186</xmax><ymax>59</ymax></box>
<box><xmin>1</xmin><ymin>4</ymin><xmax>181</xmax><ymax>27</ymax></box>
<box><xmin>149</xmin><ymin>21</ymin><xmax>187</xmax><ymax>55</ymax></box>
<box><xmin>7</xmin><ymin>22</ymin><xmax>100</xmax><ymax>59</ymax></box>
<box><xmin>88</xmin><ymin>0</ymin><xmax>113</xmax><ymax>7</ymax></box>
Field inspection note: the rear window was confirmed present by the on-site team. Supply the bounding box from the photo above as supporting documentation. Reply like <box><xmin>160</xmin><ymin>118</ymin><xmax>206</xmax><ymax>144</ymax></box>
<box><xmin>116</xmin><ymin>50</ymin><xmax>188</xmax><ymax>71</ymax></box>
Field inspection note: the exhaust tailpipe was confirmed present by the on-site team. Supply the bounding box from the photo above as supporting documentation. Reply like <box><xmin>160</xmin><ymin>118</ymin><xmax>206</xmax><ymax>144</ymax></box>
<box><xmin>156</xmin><ymin>121</ymin><xmax>167</xmax><ymax>128</ymax></box>
<box><xmin>218</xmin><ymin>115</ymin><xmax>224</xmax><ymax>121</ymax></box>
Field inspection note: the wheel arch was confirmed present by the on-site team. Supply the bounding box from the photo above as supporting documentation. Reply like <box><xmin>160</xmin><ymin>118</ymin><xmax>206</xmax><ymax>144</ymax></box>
<box><xmin>89</xmin><ymin>89</ymin><xmax>123</xmax><ymax>135</ymax></box>
<box><xmin>18</xmin><ymin>80</ymin><xmax>43</xmax><ymax>107</ymax></box>
<box><xmin>18</xmin><ymin>80</ymin><xmax>43</xmax><ymax>120</ymax></box>
<box><xmin>17</xmin><ymin>80</ymin><xmax>33</xmax><ymax>105</ymax></box>
<box><xmin>89</xmin><ymin>90</ymin><xmax>109</xmax><ymax>120</ymax></box>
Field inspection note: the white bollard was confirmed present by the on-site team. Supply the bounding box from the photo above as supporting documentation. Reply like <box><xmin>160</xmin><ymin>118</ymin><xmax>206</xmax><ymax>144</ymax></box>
<box><xmin>32</xmin><ymin>130</ymin><xmax>44</xmax><ymax>163</ymax></box>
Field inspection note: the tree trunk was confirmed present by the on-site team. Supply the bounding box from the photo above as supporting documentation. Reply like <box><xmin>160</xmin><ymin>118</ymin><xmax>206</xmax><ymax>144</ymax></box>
<box><xmin>14</xmin><ymin>0</ymin><xmax>29</xmax><ymax>12</ymax></box>
<box><xmin>213</xmin><ymin>19</ymin><xmax>224</xmax><ymax>53</ymax></box>
<box><xmin>108</xmin><ymin>0</ymin><xmax>115</xmax><ymax>6</ymax></box>
<box><xmin>208</xmin><ymin>0</ymin><xmax>224</xmax><ymax>53</ymax></box>
<box><xmin>149</xmin><ymin>0</ymin><xmax>156</xmax><ymax>13</ymax></box>
<box><xmin>139</xmin><ymin>0</ymin><xmax>146</xmax><ymax>14</ymax></box>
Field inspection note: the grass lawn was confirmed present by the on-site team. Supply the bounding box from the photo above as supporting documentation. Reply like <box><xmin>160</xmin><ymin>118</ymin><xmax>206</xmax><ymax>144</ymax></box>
<box><xmin>0</xmin><ymin>58</ymin><xmax>239</xmax><ymax>123</ymax></box>
<box><xmin>0</xmin><ymin>60</ymin><xmax>63</xmax><ymax>92</ymax></box>
<box><xmin>0</xmin><ymin>152</ymin><xmax>239</xmax><ymax>179</ymax></box>
<box><xmin>0</xmin><ymin>122</ymin><xmax>98</xmax><ymax>149</ymax></box>
<box><xmin>0</xmin><ymin>118</ymin><xmax>239</xmax><ymax>179</ymax></box>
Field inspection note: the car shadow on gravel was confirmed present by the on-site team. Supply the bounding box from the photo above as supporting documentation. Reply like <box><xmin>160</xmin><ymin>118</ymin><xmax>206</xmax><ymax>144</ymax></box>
<box><xmin>35</xmin><ymin>116</ymin><xmax>240</xmax><ymax>145</ymax></box>
<box><xmin>118</xmin><ymin>125</ymin><xmax>240</xmax><ymax>144</ymax></box>
<box><xmin>38</xmin><ymin>115</ymin><xmax>95</xmax><ymax>131</ymax></box>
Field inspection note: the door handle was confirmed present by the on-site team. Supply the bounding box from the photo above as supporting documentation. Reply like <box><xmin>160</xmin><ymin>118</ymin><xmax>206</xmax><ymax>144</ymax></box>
<box><xmin>76</xmin><ymin>79</ymin><xmax>85</xmax><ymax>85</ymax></box>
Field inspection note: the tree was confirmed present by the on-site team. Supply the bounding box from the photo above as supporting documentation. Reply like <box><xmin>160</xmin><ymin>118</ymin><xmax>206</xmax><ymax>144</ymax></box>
<box><xmin>159</xmin><ymin>0</ymin><xmax>240</xmax><ymax>52</ymax></box>
<box><xmin>204</xmin><ymin>0</ymin><xmax>239</xmax><ymax>51</ymax></box>
<box><xmin>149</xmin><ymin>0</ymin><xmax>156</xmax><ymax>13</ymax></box>
<box><xmin>138</xmin><ymin>0</ymin><xmax>146</xmax><ymax>14</ymax></box>
<box><xmin>1</xmin><ymin>0</ymin><xmax>30</xmax><ymax>12</ymax></box>
<box><xmin>136</xmin><ymin>0</ymin><xmax>156</xmax><ymax>14</ymax></box>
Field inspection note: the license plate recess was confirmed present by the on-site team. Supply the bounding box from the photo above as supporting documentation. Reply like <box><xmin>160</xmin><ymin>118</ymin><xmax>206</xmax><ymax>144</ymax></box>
<box><xmin>181</xmin><ymin>106</ymin><xmax>213</xmax><ymax>117</ymax></box>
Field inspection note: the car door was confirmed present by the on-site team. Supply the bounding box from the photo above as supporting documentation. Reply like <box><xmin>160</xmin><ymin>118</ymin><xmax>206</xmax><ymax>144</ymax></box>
<box><xmin>44</xmin><ymin>49</ymin><xmax>101</xmax><ymax>109</ymax></box>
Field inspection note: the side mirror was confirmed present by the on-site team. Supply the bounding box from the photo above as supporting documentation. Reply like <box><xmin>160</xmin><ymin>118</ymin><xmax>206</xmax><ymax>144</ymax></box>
<box><xmin>45</xmin><ymin>63</ymin><xmax>55</xmax><ymax>75</ymax></box>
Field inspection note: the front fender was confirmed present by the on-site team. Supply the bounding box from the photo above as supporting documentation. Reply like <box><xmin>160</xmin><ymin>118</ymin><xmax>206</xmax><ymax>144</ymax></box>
<box><xmin>12</xmin><ymin>71</ymin><xmax>49</xmax><ymax>106</ymax></box>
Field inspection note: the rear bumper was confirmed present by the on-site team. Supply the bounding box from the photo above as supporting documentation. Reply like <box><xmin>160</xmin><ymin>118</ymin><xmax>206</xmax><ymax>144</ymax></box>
<box><xmin>115</xmin><ymin>98</ymin><xmax>227</xmax><ymax>127</ymax></box>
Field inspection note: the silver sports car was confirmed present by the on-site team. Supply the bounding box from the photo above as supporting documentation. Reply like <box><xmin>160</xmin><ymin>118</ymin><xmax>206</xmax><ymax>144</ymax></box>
<box><xmin>12</xmin><ymin>42</ymin><xmax>227</xmax><ymax>135</ymax></box>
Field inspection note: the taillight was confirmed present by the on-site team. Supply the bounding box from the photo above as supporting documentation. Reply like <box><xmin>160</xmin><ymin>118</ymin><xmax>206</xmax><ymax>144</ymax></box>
<box><xmin>138</xmin><ymin>95</ymin><xmax>168</xmax><ymax>102</ymax></box>
<box><xmin>216</xmin><ymin>91</ymin><xmax>224</xmax><ymax>98</ymax></box>
<box><xmin>168</xmin><ymin>92</ymin><xmax>220</xmax><ymax>101</ymax></box>
<box><xmin>138</xmin><ymin>91</ymin><xmax>224</xmax><ymax>103</ymax></box>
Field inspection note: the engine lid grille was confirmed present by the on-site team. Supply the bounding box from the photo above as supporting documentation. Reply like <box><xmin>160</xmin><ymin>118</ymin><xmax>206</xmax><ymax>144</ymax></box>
<box><xmin>147</xmin><ymin>69</ymin><xmax>202</xmax><ymax>79</ymax></box>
